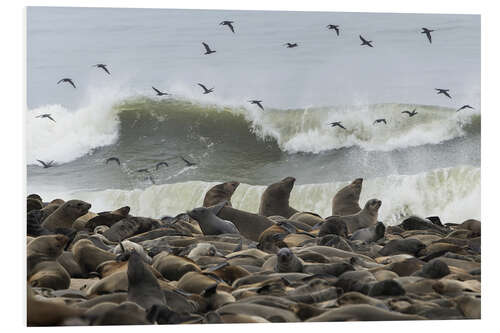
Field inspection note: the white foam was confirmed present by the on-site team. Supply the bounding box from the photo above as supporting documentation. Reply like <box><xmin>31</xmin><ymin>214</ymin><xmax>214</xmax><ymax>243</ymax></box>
<box><xmin>66</xmin><ymin>165</ymin><xmax>479</xmax><ymax>225</ymax></box>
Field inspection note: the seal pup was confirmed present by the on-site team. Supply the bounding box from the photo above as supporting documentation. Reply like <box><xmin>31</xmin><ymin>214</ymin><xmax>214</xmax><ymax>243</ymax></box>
<box><xmin>36</xmin><ymin>113</ymin><xmax>56</xmax><ymax>122</ymax></box>
<box><xmin>92</xmin><ymin>63</ymin><xmax>110</xmax><ymax>75</ymax></box>
<box><xmin>127</xmin><ymin>250</ymin><xmax>166</xmax><ymax>310</ymax></box>
<box><xmin>57</xmin><ymin>78</ymin><xmax>76</xmax><ymax>88</ymax></box>
<box><xmin>41</xmin><ymin>200</ymin><xmax>91</xmax><ymax>231</ymax></box>
<box><xmin>152</xmin><ymin>86</ymin><xmax>168</xmax><ymax>96</ymax></box>
<box><xmin>248</xmin><ymin>100</ymin><xmax>264</xmax><ymax>110</ymax></box>
<box><xmin>202</xmin><ymin>42</ymin><xmax>216</xmax><ymax>55</ymax></box>
<box><xmin>332</xmin><ymin>178</ymin><xmax>363</xmax><ymax>216</ymax></box>
<box><xmin>327</xmin><ymin>24</ymin><xmax>340</xmax><ymax>35</ymax></box>
<box><xmin>203</xmin><ymin>181</ymin><xmax>240</xmax><ymax>207</ymax></box>
<box><xmin>220</xmin><ymin>20</ymin><xmax>235</xmax><ymax>33</ymax></box>
<box><xmin>421</xmin><ymin>27</ymin><xmax>434</xmax><ymax>43</ymax></box>
<box><xmin>435</xmin><ymin>88</ymin><xmax>452</xmax><ymax>99</ymax></box>
<box><xmin>359</xmin><ymin>35</ymin><xmax>374</xmax><ymax>47</ymax></box>
<box><xmin>337</xmin><ymin>199</ymin><xmax>382</xmax><ymax>233</ymax></box>
<box><xmin>259</xmin><ymin>176</ymin><xmax>298</xmax><ymax>218</ymax></box>
<box><xmin>350</xmin><ymin>222</ymin><xmax>385</xmax><ymax>242</ymax></box>
<box><xmin>187</xmin><ymin>201</ymin><xmax>239</xmax><ymax>235</ymax></box>
<box><xmin>275</xmin><ymin>248</ymin><xmax>304</xmax><ymax>273</ymax></box>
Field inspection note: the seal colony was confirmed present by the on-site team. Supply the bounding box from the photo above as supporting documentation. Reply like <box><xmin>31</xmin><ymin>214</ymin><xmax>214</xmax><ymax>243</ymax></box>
<box><xmin>26</xmin><ymin>177</ymin><xmax>481</xmax><ymax>326</ymax></box>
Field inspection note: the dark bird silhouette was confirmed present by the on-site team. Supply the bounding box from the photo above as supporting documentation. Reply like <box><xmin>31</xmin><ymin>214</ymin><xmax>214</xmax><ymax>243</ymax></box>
<box><xmin>36</xmin><ymin>114</ymin><xmax>56</xmax><ymax>122</ymax></box>
<box><xmin>435</xmin><ymin>88</ymin><xmax>452</xmax><ymax>99</ymax></box>
<box><xmin>202</xmin><ymin>42</ymin><xmax>216</xmax><ymax>55</ymax></box>
<box><xmin>457</xmin><ymin>105</ymin><xmax>474</xmax><ymax>112</ymax></box>
<box><xmin>197</xmin><ymin>83</ymin><xmax>214</xmax><ymax>94</ymax></box>
<box><xmin>155</xmin><ymin>162</ymin><xmax>169</xmax><ymax>170</ymax></box>
<box><xmin>329</xmin><ymin>121</ymin><xmax>346</xmax><ymax>130</ymax></box>
<box><xmin>180</xmin><ymin>156</ymin><xmax>196</xmax><ymax>167</ymax></box>
<box><xmin>373</xmin><ymin>118</ymin><xmax>387</xmax><ymax>125</ymax></box>
<box><xmin>248</xmin><ymin>100</ymin><xmax>264</xmax><ymax>111</ymax></box>
<box><xmin>93</xmin><ymin>64</ymin><xmax>110</xmax><ymax>75</ymax></box>
<box><xmin>402</xmin><ymin>109</ymin><xmax>418</xmax><ymax>117</ymax></box>
<box><xmin>327</xmin><ymin>24</ymin><xmax>340</xmax><ymax>36</ymax></box>
<box><xmin>37</xmin><ymin>160</ymin><xmax>55</xmax><ymax>168</ymax></box>
<box><xmin>57</xmin><ymin>78</ymin><xmax>76</xmax><ymax>88</ymax></box>
<box><xmin>152</xmin><ymin>86</ymin><xmax>168</xmax><ymax>96</ymax></box>
<box><xmin>105</xmin><ymin>157</ymin><xmax>121</xmax><ymax>165</ymax></box>
<box><xmin>359</xmin><ymin>35</ymin><xmax>373</xmax><ymax>47</ymax></box>
<box><xmin>284</xmin><ymin>43</ymin><xmax>298</xmax><ymax>48</ymax></box>
<box><xmin>421</xmin><ymin>28</ymin><xmax>434</xmax><ymax>44</ymax></box>
<box><xmin>220</xmin><ymin>21</ymin><xmax>235</xmax><ymax>33</ymax></box>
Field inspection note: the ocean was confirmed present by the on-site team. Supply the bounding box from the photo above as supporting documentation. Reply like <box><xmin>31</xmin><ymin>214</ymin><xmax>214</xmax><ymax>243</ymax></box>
<box><xmin>26</xmin><ymin>7</ymin><xmax>481</xmax><ymax>225</ymax></box>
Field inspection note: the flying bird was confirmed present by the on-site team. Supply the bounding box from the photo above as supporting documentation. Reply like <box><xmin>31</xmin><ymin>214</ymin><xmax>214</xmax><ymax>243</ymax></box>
<box><xmin>457</xmin><ymin>105</ymin><xmax>474</xmax><ymax>112</ymax></box>
<box><xmin>284</xmin><ymin>43</ymin><xmax>298</xmax><ymax>48</ymax></box>
<box><xmin>435</xmin><ymin>88</ymin><xmax>452</xmax><ymax>99</ymax></box>
<box><xmin>329</xmin><ymin>121</ymin><xmax>346</xmax><ymax>130</ymax></box>
<box><xmin>155</xmin><ymin>162</ymin><xmax>169</xmax><ymax>170</ymax></box>
<box><xmin>327</xmin><ymin>24</ymin><xmax>340</xmax><ymax>36</ymax></box>
<box><xmin>359</xmin><ymin>35</ymin><xmax>373</xmax><ymax>47</ymax></box>
<box><xmin>57</xmin><ymin>78</ymin><xmax>76</xmax><ymax>88</ymax></box>
<box><xmin>421</xmin><ymin>28</ymin><xmax>434</xmax><ymax>44</ymax></box>
<box><xmin>220</xmin><ymin>21</ymin><xmax>235</xmax><ymax>33</ymax></box>
<box><xmin>180</xmin><ymin>156</ymin><xmax>196</xmax><ymax>166</ymax></box>
<box><xmin>197</xmin><ymin>83</ymin><xmax>214</xmax><ymax>94</ymax></box>
<box><xmin>105</xmin><ymin>157</ymin><xmax>121</xmax><ymax>165</ymax></box>
<box><xmin>152</xmin><ymin>87</ymin><xmax>168</xmax><ymax>96</ymax></box>
<box><xmin>202</xmin><ymin>42</ymin><xmax>216</xmax><ymax>55</ymax></box>
<box><xmin>93</xmin><ymin>64</ymin><xmax>110</xmax><ymax>75</ymax></box>
<box><xmin>373</xmin><ymin>118</ymin><xmax>387</xmax><ymax>125</ymax></box>
<box><xmin>36</xmin><ymin>114</ymin><xmax>56</xmax><ymax>122</ymax></box>
<box><xmin>402</xmin><ymin>109</ymin><xmax>418</xmax><ymax>117</ymax></box>
<box><xmin>37</xmin><ymin>160</ymin><xmax>55</xmax><ymax>168</ymax></box>
<box><xmin>248</xmin><ymin>100</ymin><xmax>264</xmax><ymax>111</ymax></box>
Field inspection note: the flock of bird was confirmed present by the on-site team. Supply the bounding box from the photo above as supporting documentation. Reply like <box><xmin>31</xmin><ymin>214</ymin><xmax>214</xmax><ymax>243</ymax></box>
<box><xmin>34</xmin><ymin>17</ymin><xmax>477</xmax><ymax>170</ymax></box>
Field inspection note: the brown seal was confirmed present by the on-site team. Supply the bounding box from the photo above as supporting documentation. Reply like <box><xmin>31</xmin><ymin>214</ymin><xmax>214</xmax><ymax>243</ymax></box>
<box><xmin>216</xmin><ymin>206</ymin><xmax>274</xmax><ymax>242</ymax></box>
<box><xmin>336</xmin><ymin>199</ymin><xmax>382</xmax><ymax>233</ymax></box>
<box><xmin>258</xmin><ymin>177</ymin><xmax>298</xmax><ymax>218</ymax></box>
<box><xmin>203</xmin><ymin>181</ymin><xmax>240</xmax><ymax>207</ymax></box>
<box><xmin>71</xmin><ymin>239</ymin><xmax>116</xmax><ymax>273</ymax></box>
<box><xmin>27</xmin><ymin>235</ymin><xmax>71</xmax><ymax>290</ymax></box>
<box><xmin>41</xmin><ymin>200</ymin><xmax>91</xmax><ymax>231</ymax></box>
<box><xmin>332</xmin><ymin>178</ymin><xmax>363</xmax><ymax>216</ymax></box>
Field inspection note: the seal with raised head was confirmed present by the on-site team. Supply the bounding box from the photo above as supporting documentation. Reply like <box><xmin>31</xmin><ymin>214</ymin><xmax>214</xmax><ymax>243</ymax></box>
<box><xmin>41</xmin><ymin>200</ymin><xmax>91</xmax><ymax>231</ymax></box>
<box><xmin>337</xmin><ymin>199</ymin><xmax>382</xmax><ymax>233</ymax></box>
<box><xmin>187</xmin><ymin>201</ymin><xmax>239</xmax><ymax>235</ymax></box>
<box><xmin>332</xmin><ymin>178</ymin><xmax>363</xmax><ymax>216</ymax></box>
<box><xmin>127</xmin><ymin>250</ymin><xmax>166</xmax><ymax>310</ymax></box>
<box><xmin>203</xmin><ymin>181</ymin><xmax>240</xmax><ymax>207</ymax></box>
<box><xmin>258</xmin><ymin>177</ymin><xmax>298</xmax><ymax>218</ymax></box>
<box><xmin>350</xmin><ymin>222</ymin><xmax>386</xmax><ymax>242</ymax></box>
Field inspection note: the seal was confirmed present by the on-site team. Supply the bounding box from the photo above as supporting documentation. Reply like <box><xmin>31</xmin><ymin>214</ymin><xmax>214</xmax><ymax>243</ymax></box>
<box><xmin>332</xmin><ymin>178</ymin><xmax>363</xmax><ymax>216</ymax></box>
<box><xmin>318</xmin><ymin>216</ymin><xmax>349</xmax><ymax>238</ymax></box>
<box><xmin>350</xmin><ymin>222</ymin><xmax>386</xmax><ymax>242</ymax></box>
<box><xmin>215</xmin><ymin>205</ymin><xmax>274</xmax><ymax>242</ymax></box>
<box><xmin>258</xmin><ymin>177</ymin><xmax>298</xmax><ymax>218</ymax></box>
<box><xmin>152</xmin><ymin>252</ymin><xmax>201</xmax><ymax>281</ymax></box>
<box><xmin>306</xmin><ymin>304</ymin><xmax>423</xmax><ymax>321</ymax></box>
<box><xmin>71</xmin><ymin>239</ymin><xmax>116</xmax><ymax>273</ymax></box>
<box><xmin>127</xmin><ymin>250</ymin><xmax>166</xmax><ymax>310</ymax></box>
<box><xmin>203</xmin><ymin>181</ymin><xmax>240</xmax><ymax>207</ymax></box>
<box><xmin>187</xmin><ymin>201</ymin><xmax>239</xmax><ymax>235</ymax></box>
<box><xmin>27</xmin><ymin>235</ymin><xmax>71</xmax><ymax>290</ymax></box>
<box><xmin>336</xmin><ymin>199</ymin><xmax>382</xmax><ymax>233</ymax></box>
<box><xmin>41</xmin><ymin>200</ymin><xmax>91</xmax><ymax>231</ymax></box>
